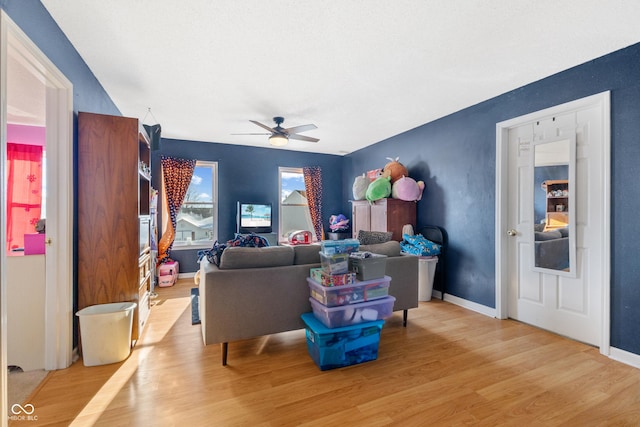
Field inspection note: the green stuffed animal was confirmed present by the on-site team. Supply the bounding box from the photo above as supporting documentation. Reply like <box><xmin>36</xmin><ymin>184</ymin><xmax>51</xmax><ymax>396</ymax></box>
<box><xmin>366</xmin><ymin>176</ymin><xmax>391</xmax><ymax>202</ymax></box>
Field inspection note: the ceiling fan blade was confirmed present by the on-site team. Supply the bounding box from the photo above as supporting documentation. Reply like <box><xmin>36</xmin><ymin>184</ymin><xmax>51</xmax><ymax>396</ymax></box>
<box><xmin>289</xmin><ymin>134</ymin><xmax>319</xmax><ymax>143</ymax></box>
<box><xmin>249</xmin><ymin>120</ymin><xmax>276</xmax><ymax>133</ymax></box>
<box><xmin>284</xmin><ymin>124</ymin><xmax>317</xmax><ymax>134</ymax></box>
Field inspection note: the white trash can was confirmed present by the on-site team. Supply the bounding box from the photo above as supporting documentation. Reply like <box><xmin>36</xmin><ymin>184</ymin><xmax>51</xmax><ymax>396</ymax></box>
<box><xmin>76</xmin><ymin>302</ymin><xmax>137</xmax><ymax>366</ymax></box>
<box><xmin>418</xmin><ymin>256</ymin><xmax>438</xmax><ymax>301</ymax></box>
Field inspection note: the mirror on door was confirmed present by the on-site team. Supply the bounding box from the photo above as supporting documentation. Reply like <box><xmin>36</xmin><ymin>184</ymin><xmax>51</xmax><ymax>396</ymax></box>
<box><xmin>532</xmin><ymin>137</ymin><xmax>576</xmax><ymax>276</ymax></box>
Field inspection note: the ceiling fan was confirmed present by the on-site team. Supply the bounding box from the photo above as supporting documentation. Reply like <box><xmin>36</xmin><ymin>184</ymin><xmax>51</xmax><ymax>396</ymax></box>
<box><xmin>234</xmin><ymin>116</ymin><xmax>319</xmax><ymax>146</ymax></box>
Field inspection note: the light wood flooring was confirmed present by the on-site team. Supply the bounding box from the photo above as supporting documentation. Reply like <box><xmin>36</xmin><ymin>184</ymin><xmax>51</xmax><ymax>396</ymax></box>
<box><xmin>13</xmin><ymin>278</ymin><xmax>640</xmax><ymax>426</ymax></box>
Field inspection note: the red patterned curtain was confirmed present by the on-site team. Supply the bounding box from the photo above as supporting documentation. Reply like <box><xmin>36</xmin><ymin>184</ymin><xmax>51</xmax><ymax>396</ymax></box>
<box><xmin>6</xmin><ymin>143</ymin><xmax>43</xmax><ymax>254</ymax></box>
<box><xmin>158</xmin><ymin>156</ymin><xmax>196</xmax><ymax>263</ymax></box>
<box><xmin>303</xmin><ymin>166</ymin><xmax>324</xmax><ymax>241</ymax></box>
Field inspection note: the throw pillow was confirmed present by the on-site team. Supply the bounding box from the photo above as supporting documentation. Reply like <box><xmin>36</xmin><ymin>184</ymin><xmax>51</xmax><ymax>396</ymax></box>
<box><xmin>358</xmin><ymin>230</ymin><xmax>393</xmax><ymax>245</ymax></box>
<box><xmin>219</xmin><ymin>246</ymin><xmax>294</xmax><ymax>269</ymax></box>
<box><xmin>358</xmin><ymin>240</ymin><xmax>401</xmax><ymax>257</ymax></box>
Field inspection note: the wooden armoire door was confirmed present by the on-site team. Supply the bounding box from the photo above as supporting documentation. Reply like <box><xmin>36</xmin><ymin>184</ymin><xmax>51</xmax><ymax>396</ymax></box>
<box><xmin>77</xmin><ymin>112</ymin><xmax>141</xmax><ymax>339</ymax></box>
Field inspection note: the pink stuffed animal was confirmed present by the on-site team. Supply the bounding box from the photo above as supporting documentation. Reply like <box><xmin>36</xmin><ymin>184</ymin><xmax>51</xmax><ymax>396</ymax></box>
<box><xmin>391</xmin><ymin>176</ymin><xmax>425</xmax><ymax>201</ymax></box>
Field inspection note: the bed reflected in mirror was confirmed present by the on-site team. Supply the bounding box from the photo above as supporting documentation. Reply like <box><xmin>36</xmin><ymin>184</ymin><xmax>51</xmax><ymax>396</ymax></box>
<box><xmin>533</xmin><ymin>137</ymin><xmax>576</xmax><ymax>276</ymax></box>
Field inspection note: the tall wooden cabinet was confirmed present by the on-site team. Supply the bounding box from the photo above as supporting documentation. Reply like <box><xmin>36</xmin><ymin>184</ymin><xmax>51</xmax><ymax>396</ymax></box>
<box><xmin>541</xmin><ymin>179</ymin><xmax>569</xmax><ymax>230</ymax></box>
<box><xmin>351</xmin><ymin>198</ymin><xmax>416</xmax><ymax>241</ymax></box>
<box><xmin>78</xmin><ymin>112</ymin><xmax>152</xmax><ymax>344</ymax></box>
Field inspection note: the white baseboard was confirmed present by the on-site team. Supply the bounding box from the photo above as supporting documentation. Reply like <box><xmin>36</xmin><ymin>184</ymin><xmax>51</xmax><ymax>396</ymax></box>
<box><xmin>608</xmin><ymin>346</ymin><xmax>640</xmax><ymax>369</ymax></box>
<box><xmin>178</xmin><ymin>272</ymin><xmax>195</xmax><ymax>279</ymax></box>
<box><xmin>443</xmin><ymin>293</ymin><xmax>497</xmax><ymax>318</ymax></box>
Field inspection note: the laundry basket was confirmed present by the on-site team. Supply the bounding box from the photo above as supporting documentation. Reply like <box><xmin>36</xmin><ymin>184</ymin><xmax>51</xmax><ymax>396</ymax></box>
<box><xmin>76</xmin><ymin>302</ymin><xmax>137</xmax><ymax>366</ymax></box>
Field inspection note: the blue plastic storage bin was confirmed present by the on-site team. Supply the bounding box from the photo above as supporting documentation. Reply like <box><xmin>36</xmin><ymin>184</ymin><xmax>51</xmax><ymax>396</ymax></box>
<box><xmin>301</xmin><ymin>313</ymin><xmax>383</xmax><ymax>370</ymax></box>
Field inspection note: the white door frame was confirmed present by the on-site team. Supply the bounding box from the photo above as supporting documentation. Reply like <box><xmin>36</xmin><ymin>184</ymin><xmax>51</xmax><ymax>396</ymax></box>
<box><xmin>0</xmin><ymin>8</ymin><xmax>74</xmax><ymax>407</ymax></box>
<box><xmin>495</xmin><ymin>91</ymin><xmax>611</xmax><ymax>354</ymax></box>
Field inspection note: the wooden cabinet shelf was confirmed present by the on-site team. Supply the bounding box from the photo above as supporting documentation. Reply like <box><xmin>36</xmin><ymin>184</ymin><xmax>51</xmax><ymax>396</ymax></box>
<box><xmin>542</xmin><ymin>179</ymin><xmax>569</xmax><ymax>230</ymax></box>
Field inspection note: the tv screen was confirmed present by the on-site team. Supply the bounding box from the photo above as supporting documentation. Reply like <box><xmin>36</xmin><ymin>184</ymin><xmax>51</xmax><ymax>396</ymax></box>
<box><xmin>237</xmin><ymin>202</ymin><xmax>272</xmax><ymax>234</ymax></box>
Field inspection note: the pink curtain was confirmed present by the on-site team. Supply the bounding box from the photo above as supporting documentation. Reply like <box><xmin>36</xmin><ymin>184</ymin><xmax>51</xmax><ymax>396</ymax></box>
<box><xmin>6</xmin><ymin>143</ymin><xmax>43</xmax><ymax>253</ymax></box>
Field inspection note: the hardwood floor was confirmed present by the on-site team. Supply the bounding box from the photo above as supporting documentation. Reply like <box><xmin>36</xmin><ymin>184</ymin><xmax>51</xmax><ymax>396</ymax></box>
<box><xmin>14</xmin><ymin>278</ymin><xmax>640</xmax><ymax>426</ymax></box>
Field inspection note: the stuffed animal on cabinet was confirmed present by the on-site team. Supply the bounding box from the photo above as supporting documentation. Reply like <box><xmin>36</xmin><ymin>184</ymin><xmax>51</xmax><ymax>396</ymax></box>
<box><xmin>352</xmin><ymin>173</ymin><xmax>369</xmax><ymax>200</ymax></box>
<box><xmin>366</xmin><ymin>176</ymin><xmax>392</xmax><ymax>202</ymax></box>
<box><xmin>381</xmin><ymin>157</ymin><xmax>408</xmax><ymax>184</ymax></box>
<box><xmin>391</xmin><ymin>175</ymin><xmax>425</xmax><ymax>201</ymax></box>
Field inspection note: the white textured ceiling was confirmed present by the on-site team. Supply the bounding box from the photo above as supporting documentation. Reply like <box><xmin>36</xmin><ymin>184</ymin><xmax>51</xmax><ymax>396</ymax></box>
<box><xmin>41</xmin><ymin>0</ymin><xmax>640</xmax><ymax>155</ymax></box>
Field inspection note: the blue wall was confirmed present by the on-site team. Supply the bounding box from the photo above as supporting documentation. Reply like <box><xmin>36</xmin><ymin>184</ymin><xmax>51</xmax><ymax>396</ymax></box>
<box><xmin>4</xmin><ymin>1</ymin><xmax>640</xmax><ymax>357</ymax></box>
<box><xmin>154</xmin><ymin>138</ymin><xmax>345</xmax><ymax>272</ymax></box>
<box><xmin>344</xmin><ymin>42</ymin><xmax>640</xmax><ymax>355</ymax></box>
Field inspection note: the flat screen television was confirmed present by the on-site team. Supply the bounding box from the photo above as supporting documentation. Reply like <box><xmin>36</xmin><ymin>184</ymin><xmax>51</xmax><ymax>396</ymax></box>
<box><xmin>237</xmin><ymin>202</ymin><xmax>272</xmax><ymax>234</ymax></box>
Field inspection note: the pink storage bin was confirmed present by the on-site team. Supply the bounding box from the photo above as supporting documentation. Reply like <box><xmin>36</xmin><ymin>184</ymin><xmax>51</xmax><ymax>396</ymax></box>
<box><xmin>158</xmin><ymin>261</ymin><xmax>179</xmax><ymax>287</ymax></box>
<box><xmin>24</xmin><ymin>233</ymin><xmax>46</xmax><ymax>255</ymax></box>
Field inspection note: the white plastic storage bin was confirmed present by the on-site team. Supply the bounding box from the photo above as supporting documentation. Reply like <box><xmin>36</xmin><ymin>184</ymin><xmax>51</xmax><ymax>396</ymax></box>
<box><xmin>76</xmin><ymin>302</ymin><xmax>137</xmax><ymax>366</ymax></box>
<box><xmin>309</xmin><ymin>296</ymin><xmax>395</xmax><ymax>328</ymax></box>
<box><xmin>418</xmin><ymin>256</ymin><xmax>438</xmax><ymax>301</ymax></box>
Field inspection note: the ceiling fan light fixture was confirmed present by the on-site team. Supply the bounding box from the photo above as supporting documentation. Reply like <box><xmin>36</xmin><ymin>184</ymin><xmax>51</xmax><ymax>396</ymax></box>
<box><xmin>269</xmin><ymin>134</ymin><xmax>288</xmax><ymax>146</ymax></box>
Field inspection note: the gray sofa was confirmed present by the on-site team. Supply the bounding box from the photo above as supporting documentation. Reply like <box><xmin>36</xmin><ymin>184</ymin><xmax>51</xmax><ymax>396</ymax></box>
<box><xmin>198</xmin><ymin>240</ymin><xmax>418</xmax><ymax>365</ymax></box>
<box><xmin>534</xmin><ymin>228</ymin><xmax>569</xmax><ymax>270</ymax></box>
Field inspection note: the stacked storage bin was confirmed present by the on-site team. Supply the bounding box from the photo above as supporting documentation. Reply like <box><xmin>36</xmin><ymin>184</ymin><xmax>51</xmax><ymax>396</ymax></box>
<box><xmin>302</xmin><ymin>239</ymin><xmax>395</xmax><ymax>370</ymax></box>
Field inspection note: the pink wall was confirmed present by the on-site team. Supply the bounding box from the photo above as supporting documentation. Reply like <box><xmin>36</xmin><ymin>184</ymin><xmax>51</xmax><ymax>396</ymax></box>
<box><xmin>7</xmin><ymin>124</ymin><xmax>45</xmax><ymax>146</ymax></box>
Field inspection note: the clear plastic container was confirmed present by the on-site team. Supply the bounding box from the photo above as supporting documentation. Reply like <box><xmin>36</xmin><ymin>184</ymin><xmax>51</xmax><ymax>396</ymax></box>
<box><xmin>308</xmin><ymin>276</ymin><xmax>391</xmax><ymax>307</ymax></box>
<box><xmin>309</xmin><ymin>296</ymin><xmax>395</xmax><ymax>328</ymax></box>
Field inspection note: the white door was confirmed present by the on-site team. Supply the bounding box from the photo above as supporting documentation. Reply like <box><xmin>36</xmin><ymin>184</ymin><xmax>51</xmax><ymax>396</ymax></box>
<box><xmin>497</xmin><ymin>92</ymin><xmax>610</xmax><ymax>348</ymax></box>
<box><xmin>1</xmin><ymin>11</ymin><xmax>74</xmax><ymax>376</ymax></box>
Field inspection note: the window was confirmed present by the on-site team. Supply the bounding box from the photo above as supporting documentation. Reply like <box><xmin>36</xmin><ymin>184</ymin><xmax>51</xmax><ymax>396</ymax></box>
<box><xmin>279</xmin><ymin>167</ymin><xmax>316</xmax><ymax>242</ymax></box>
<box><xmin>173</xmin><ymin>161</ymin><xmax>218</xmax><ymax>248</ymax></box>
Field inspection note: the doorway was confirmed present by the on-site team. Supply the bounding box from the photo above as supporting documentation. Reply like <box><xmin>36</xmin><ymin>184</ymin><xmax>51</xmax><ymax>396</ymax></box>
<box><xmin>495</xmin><ymin>92</ymin><xmax>610</xmax><ymax>353</ymax></box>
<box><xmin>1</xmin><ymin>10</ymin><xmax>74</xmax><ymax>414</ymax></box>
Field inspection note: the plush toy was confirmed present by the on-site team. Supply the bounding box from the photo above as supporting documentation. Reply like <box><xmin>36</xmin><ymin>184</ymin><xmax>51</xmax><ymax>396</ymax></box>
<box><xmin>366</xmin><ymin>176</ymin><xmax>391</xmax><ymax>202</ymax></box>
<box><xmin>382</xmin><ymin>157</ymin><xmax>408</xmax><ymax>184</ymax></box>
<box><xmin>391</xmin><ymin>175</ymin><xmax>425</xmax><ymax>201</ymax></box>
<box><xmin>329</xmin><ymin>214</ymin><xmax>350</xmax><ymax>232</ymax></box>
<box><xmin>352</xmin><ymin>173</ymin><xmax>369</xmax><ymax>200</ymax></box>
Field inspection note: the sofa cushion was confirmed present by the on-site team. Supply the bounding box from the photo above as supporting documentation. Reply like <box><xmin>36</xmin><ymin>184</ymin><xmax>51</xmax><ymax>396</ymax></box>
<box><xmin>293</xmin><ymin>244</ymin><xmax>321</xmax><ymax>265</ymax></box>
<box><xmin>358</xmin><ymin>230</ymin><xmax>393</xmax><ymax>245</ymax></box>
<box><xmin>218</xmin><ymin>246</ymin><xmax>294</xmax><ymax>269</ymax></box>
<box><xmin>557</xmin><ymin>227</ymin><xmax>569</xmax><ymax>237</ymax></box>
<box><xmin>358</xmin><ymin>240</ymin><xmax>401</xmax><ymax>257</ymax></box>
<box><xmin>535</xmin><ymin>230</ymin><xmax>563</xmax><ymax>241</ymax></box>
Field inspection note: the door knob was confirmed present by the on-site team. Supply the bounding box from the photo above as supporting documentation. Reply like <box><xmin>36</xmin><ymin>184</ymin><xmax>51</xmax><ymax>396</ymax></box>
<box><xmin>507</xmin><ymin>229</ymin><xmax>517</xmax><ymax>236</ymax></box>
<box><xmin>45</xmin><ymin>237</ymin><xmax>53</xmax><ymax>245</ymax></box>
